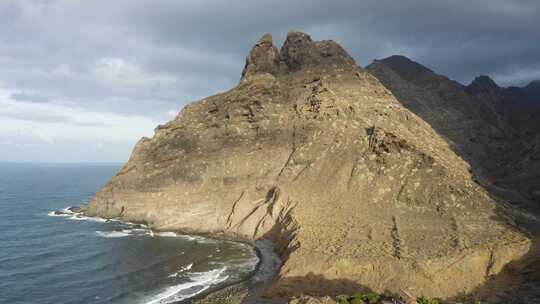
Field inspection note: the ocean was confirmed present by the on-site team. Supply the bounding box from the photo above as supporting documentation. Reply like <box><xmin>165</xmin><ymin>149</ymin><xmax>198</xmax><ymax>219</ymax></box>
<box><xmin>0</xmin><ymin>163</ymin><xmax>259</xmax><ymax>304</ymax></box>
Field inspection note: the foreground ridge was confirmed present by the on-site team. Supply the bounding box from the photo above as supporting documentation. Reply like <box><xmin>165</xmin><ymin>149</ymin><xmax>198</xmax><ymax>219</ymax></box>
<box><xmin>86</xmin><ymin>32</ymin><xmax>530</xmax><ymax>300</ymax></box>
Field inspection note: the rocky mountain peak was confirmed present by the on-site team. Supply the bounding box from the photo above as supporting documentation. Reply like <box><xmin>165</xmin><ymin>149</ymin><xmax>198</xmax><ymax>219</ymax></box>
<box><xmin>466</xmin><ymin>75</ymin><xmax>501</xmax><ymax>95</ymax></box>
<box><xmin>370</xmin><ymin>55</ymin><xmax>441</xmax><ymax>88</ymax></box>
<box><xmin>280</xmin><ymin>31</ymin><xmax>355</xmax><ymax>72</ymax></box>
<box><xmin>241</xmin><ymin>31</ymin><xmax>356</xmax><ymax>81</ymax></box>
<box><xmin>241</xmin><ymin>32</ymin><xmax>283</xmax><ymax>80</ymax></box>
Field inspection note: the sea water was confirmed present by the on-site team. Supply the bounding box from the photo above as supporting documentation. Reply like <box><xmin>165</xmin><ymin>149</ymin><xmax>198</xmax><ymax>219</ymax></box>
<box><xmin>0</xmin><ymin>163</ymin><xmax>258</xmax><ymax>304</ymax></box>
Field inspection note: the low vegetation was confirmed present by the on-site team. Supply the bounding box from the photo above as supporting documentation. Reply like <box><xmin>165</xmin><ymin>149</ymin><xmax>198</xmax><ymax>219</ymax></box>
<box><xmin>417</xmin><ymin>295</ymin><xmax>442</xmax><ymax>304</ymax></box>
<box><xmin>336</xmin><ymin>293</ymin><xmax>381</xmax><ymax>304</ymax></box>
<box><xmin>335</xmin><ymin>293</ymin><xmax>481</xmax><ymax>304</ymax></box>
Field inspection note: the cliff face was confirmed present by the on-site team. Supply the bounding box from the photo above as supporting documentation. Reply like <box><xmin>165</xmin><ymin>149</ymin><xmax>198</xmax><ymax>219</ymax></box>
<box><xmin>86</xmin><ymin>32</ymin><xmax>530</xmax><ymax>299</ymax></box>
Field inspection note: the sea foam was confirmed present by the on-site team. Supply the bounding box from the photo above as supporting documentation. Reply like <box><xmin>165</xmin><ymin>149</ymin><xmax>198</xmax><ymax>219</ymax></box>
<box><xmin>95</xmin><ymin>231</ymin><xmax>130</xmax><ymax>238</ymax></box>
<box><xmin>167</xmin><ymin>263</ymin><xmax>194</xmax><ymax>278</ymax></box>
<box><xmin>144</xmin><ymin>266</ymin><xmax>228</xmax><ymax>304</ymax></box>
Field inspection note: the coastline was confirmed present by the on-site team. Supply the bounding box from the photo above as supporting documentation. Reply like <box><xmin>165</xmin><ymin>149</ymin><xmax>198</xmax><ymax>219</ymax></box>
<box><xmin>71</xmin><ymin>206</ymin><xmax>282</xmax><ymax>304</ymax></box>
<box><xmin>191</xmin><ymin>239</ymin><xmax>282</xmax><ymax>304</ymax></box>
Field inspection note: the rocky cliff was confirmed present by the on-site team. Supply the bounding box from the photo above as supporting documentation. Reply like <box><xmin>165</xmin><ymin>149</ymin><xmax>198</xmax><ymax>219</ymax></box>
<box><xmin>86</xmin><ymin>32</ymin><xmax>530</xmax><ymax>300</ymax></box>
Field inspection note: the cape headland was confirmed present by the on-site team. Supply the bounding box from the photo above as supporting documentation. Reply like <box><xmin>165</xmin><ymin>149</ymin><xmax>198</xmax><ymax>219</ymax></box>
<box><xmin>84</xmin><ymin>32</ymin><xmax>531</xmax><ymax>301</ymax></box>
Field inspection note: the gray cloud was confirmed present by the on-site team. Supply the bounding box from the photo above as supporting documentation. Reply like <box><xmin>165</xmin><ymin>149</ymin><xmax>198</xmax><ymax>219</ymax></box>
<box><xmin>9</xmin><ymin>93</ymin><xmax>50</xmax><ymax>103</ymax></box>
<box><xmin>0</xmin><ymin>0</ymin><xmax>539</xmax><ymax>116</ymax></box>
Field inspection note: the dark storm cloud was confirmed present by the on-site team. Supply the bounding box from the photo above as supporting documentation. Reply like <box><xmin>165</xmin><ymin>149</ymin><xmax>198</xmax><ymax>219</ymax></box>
<box><xmin>1</xmin><ymin>0</ymin><xmax>539</xmax><ymax>120</ymax></box>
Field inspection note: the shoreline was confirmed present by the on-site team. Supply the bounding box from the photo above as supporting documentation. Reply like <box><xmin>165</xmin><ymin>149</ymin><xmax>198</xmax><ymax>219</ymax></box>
<box><xmin>69</xmin><ymin>206</ymin><xmax>283</xmax><ymax>304</ymax></box>
<box><xmin>190</xmin><ymin>239</ymin><xmax>282</xmax><ymax>304</ymax></box>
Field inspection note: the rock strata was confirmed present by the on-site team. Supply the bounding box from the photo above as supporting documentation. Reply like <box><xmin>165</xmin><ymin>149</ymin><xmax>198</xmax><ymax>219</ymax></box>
<box><xmin>86</xmin><ymin>32</ymin><xmax>530</xmax><ymax>300</ymax></box>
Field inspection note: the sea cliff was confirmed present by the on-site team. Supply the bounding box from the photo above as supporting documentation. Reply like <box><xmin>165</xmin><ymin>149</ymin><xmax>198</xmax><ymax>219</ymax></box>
<box><xmin>86</xmin><ymin>32</ymin><xmax>530</xmax><ymax>301</ymax></box>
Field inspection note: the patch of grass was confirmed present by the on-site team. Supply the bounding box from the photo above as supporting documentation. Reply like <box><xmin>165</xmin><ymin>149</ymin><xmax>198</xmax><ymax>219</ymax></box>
<box><xmin>417</xmin><ymin>295</ymin><xmax>442</xmax><ymax>304</ymax></box>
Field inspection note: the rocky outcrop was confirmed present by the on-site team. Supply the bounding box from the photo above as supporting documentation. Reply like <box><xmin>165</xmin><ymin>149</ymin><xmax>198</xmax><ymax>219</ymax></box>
<box><xmin>86</xmin><ymin>32</ymin><xmax>530</xmax><ymax>300</ymax></box>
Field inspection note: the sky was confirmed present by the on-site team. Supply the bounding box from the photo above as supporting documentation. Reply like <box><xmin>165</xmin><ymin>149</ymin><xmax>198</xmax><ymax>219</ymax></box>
<box><xmin>1</xmin><ymin>0</ymin><xmax>539</xmax><ymax>162</ymax></box>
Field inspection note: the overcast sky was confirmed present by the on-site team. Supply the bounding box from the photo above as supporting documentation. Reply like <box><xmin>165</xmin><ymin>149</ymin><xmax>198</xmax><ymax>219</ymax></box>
<box><xmin>1</xmin><ymin>0</ymin><xmax>539</xmax><ymax>162</ymax></box>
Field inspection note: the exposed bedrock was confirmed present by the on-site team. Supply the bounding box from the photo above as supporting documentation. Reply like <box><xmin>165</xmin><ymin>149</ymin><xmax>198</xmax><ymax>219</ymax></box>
<box><xmin>86</xmin><ymin>32</ymin><xmax>530</xmax><ymax>300</ymax></box>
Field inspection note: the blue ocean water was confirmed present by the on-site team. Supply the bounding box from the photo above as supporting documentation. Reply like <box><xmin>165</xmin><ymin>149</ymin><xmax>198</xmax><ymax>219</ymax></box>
<box><xmin>0</xmin><ymin>163</ymin><xmax>258</xmax><ymax>304</ymax></box>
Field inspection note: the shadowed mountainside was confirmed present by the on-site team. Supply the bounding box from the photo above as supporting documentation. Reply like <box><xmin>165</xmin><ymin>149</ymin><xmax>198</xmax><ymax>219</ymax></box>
<box><xmin>367</xmin><ymin>56</ymin><xmax>540</xmax><ymax>209</ymax></box>
<box><xmin>367</xmin><ymin>55</ymin><xmax>540</xmax><ymax>303</ymax></box>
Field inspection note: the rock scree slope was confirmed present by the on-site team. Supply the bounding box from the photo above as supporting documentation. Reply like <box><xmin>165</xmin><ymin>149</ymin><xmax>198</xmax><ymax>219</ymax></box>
<box><xmin>86</xmin><ymin>32</ymin><xmax>530</xmax><ymax>300</ymax></box>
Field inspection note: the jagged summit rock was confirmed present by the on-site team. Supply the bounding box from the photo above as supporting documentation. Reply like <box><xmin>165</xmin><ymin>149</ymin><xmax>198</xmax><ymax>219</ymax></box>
<box><xmin>466</xmin><ymin>75</ymin><xmax>501</xmax><ymax>96</ymax></box>
<box><xmin>241</xmin><ymin>33</ymin><xmax>282</xmax><ymax>80</ymax></box>
<box><xmin>241</xmin><ymin>32</ymin><xmax>356</xmax><ymax>81</ymax></box>
<box><xmin>280</xmin><ymin>31</ymin><xmax>356</xmax><ymax>72</ymax></box>
<box><xmin>86</xmin><ymin>32</ymin><xmax>530</xmax><ymax>300</ymax></box>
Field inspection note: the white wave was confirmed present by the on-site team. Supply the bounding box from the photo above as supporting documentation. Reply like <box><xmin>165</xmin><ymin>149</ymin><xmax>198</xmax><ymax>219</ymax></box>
<box><xmin>61</xmin><ymin>207</ymin><xmax>75</xmax><ymax>214</ymax></box>
<box><xmin>175</xmin><ymin>234</ymin><xmax>216</xmax><ymax>244</ymax></box>
<box><xmin>144</xmin><ymin>266</ymin><xmax>228</xmax><ymax>304</ymax></box>
<box><xmin>48</xmin><ymin>206</ymin><xmax>107</xmax><ymax>223</ymax></box>
<box><xmin>47</xmin><ymin>206</ymin><xmax>76</xmax><ymax>217</ymax></box>
<box><xmin>96</xmin><ymin>231</ymin><xmax>130</xmax><ymax>238</ymax></box>
<box><xmin>155</xmin><ymin>232</ymin><xmax>177</xmax><ymax>237</ymax></box>
<box><xmin>47</xmin><ymin>211</ymin><xmax>71</xmax><ymax>217</ymax></box>
<box><xmin>167</xmin><ymin>263</ymin><xmax>194</xmax><ymax>278</ymax></box>
<box><xmin>68</xmin><ymin>215</ymin><xmax>107</xmax><ymax>223</ymax></box>
<box><xmin>50</xmin><ymin>207</ymin><xmax>219</xmax><ymax>244</ymax></box>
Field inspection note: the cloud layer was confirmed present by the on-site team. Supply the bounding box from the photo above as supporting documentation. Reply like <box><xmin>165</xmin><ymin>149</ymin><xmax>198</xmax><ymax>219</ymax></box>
<box><xmin>1</xmin><ymin>0</ymin><xmax>538</xmax><ymax>161</ymax></box>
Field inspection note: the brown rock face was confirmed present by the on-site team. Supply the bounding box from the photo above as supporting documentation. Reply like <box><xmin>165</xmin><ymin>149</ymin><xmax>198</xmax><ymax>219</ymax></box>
<box><xmin>86</xmin><ymin>32</ymin><xmax>530</xmax><ymax>300</ymax></box>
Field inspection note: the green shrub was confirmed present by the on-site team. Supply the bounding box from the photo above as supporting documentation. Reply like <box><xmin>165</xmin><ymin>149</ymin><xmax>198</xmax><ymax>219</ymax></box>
<box><xmin>350</xmin><ymin>293</ymin><xmax>380</xmax><ymax>304</ymax></box>
<box><xmin>336</xmin><ymin>295</ymin><xmax>350</xmax><ymax>304</ymax></box>
<box><xmin>417</xmin><ymin>295</ymin><xmax>441</xmax><ymax>304</ymax></box>
<box><xmin>363</xmin><ymin>292</ymin><xmax>381</xmax><ymax>304</ymax></box>
<box><xmin>349</xmin><ymin>296</ymin><xmax>365</xmax><ymax>304</ymax></box>
<box><xmin>336</xmin><ymin>292</ymin><xmax>382</xmax><ymax>304</ymax></box>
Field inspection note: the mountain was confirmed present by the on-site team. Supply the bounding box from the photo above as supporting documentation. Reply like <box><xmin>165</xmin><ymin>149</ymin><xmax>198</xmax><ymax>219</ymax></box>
<box><xmin>465</xmin><ymin>75</ymin><xmax>501</xmax><ymax>96</ymax></box>
<box><xmin>367</xmin><ymin>56</ymin><xmax>540</xmax><ymax>207</ymax></box>
<box><xmin>366</xmin><ymin>56</ymin><xmax>516</xmax><ymax>177</ymax></box>
<box><xmin>85</xmin><ymin>32</ymin><xmax>530</xmax><ymax>300</ymax></box>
